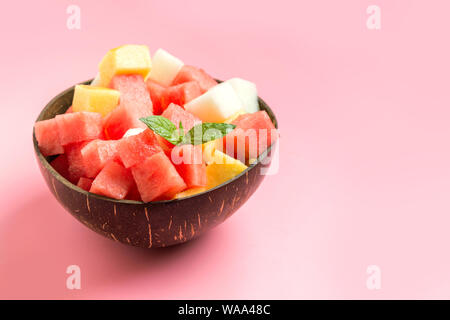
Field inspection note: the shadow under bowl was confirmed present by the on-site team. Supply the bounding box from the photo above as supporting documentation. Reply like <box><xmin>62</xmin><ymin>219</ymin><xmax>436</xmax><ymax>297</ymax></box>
<box><xmin>33</xmin><ymin>79</ymin><xmax>278</xmax><ymax>248</ymax></box>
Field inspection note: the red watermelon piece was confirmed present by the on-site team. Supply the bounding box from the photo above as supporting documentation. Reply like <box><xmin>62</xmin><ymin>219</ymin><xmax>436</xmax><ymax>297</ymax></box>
<box><xmin>131</xmin><ymin>152</ymin><xmax>187</xmax><ymax>202</ymax></box>
<box><xmin>170</xmin><ymin>144</ymin><xmax>206</xmax><ymax>188</ymax></box>
<box><xmin>55</xmin><ymin>111</ymin><xmax>103</xmax><ymax>146</ymax></box>
<box><xmin>90</xmin><ymin>161</ymin><xmax>134</xmax><ymax>200</ymax></box>
<box><xmin>80</xmin><ymin>139</ymin><xmax>119</xmax><ymax>178</ymax></box>
<box><xmin>104</xmin><ymin>74</ymin><xmax>153</xmax><ymax>139</ymax></box>
<box><xmin>126</xmin><ymin>181</ymin><xmax>142</xmax><ymax>201</ymax></box>
<box><xmin>77</xmin><ymin>177</ymin><xmax>93</xmax><ymax>191</ymax></box>
<box><xmin>65</xmin><ymin>141</ymin><xmax>90</xmax><ymax>181</ymax></box>
<box><xmin>161</xmin><ymin>103</ymin><xmax>201</xmax><ymax>134</ymax></box>
<box><xmin>66</xmin><ymin>106</ymin><xmax>73</xmax><ymax>113</ymax></box>
<box><xmin>146</xmin><ymin>80</ymin><xmax>166</xmax><ymax>115</ymax></box>
<box><xmin>50</xmin><ymin>154</ymin><xmax>78</xmax><ymax>184</ymax></box>
<box><xmin>34</xmin><ymin>118</ymin><xmax>64</xmax><ymax>156</ymax></box>
<box><xmin>172</xmin><ymin>65</ymin><xmax>217</xmax><ymax>93</ymax></box>
<box><xmin>221</xmin><ymin>111</ymin><xmax>278</xmax><ymax>162</ymax></box>
<box><xmin>160</xmin><ymin>81</ymin><xmax>202</xmax><ymax>111</ymax></box>
<box><xmin>156</xmin><ymin>135</ymin><xmax>175</xmax><ymax>155</ymax></box>
<box><xmin>117</xmin><ymin>129</ymin><xmax>162</xmax><ymax>168</ymax></box>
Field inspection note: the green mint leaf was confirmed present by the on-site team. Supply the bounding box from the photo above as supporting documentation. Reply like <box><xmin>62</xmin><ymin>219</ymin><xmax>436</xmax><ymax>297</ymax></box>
<box><xmin>183</xmin><ymin>123</ymin><xmax>236</xmax><ymax>145</ymax></box>
<box><xmin>139</xmin><ymin>116</ymin><xmax>181</xmax><ymax>145</ymax></box>
<box><xmin>141</xmin><ymin>117</ymin><xmax>236</xmax><ymax>146</ymax></box>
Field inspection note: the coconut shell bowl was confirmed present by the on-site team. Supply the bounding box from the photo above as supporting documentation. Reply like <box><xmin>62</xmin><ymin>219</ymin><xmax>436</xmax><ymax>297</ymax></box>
<box><xmin>33</xmin><ymin>80</ymin><xmax>278</xmax><ymax>248</ymax></box>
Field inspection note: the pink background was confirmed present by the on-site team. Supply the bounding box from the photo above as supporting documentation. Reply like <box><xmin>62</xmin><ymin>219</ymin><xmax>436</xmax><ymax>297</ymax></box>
<box><xmin>1</xmin><ymin>0</ymin><xmax>450</xmax><ymax>299</ymax></box>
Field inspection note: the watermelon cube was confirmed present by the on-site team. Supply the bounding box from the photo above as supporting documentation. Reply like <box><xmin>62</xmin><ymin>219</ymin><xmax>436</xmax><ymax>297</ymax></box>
<box><xmin>80</xmin><ymin>139</ymin><xmax>119</xmax><ymax>178</ymax></box>
<box><xmin>65</xmin><ymin>141</ymin><xmax>90</xmax><ymax>181</ymax></box>
<box><xmin>147</xmin><ymin>48</ymin><xmax>184</xmax><ymax>87</ymax></box>
<box><xmin>110</xmin><ymin>74</ymin><xmax>153</xmax><ymax>113</ymax></box>
<box><xmin>146</xmin><ymin>80</ymin><xmax>166</xmax><ymax>115</ymax></box>
<box><xmin>172</xmin><ymin>65</ymin><xmax>217</xmax><ymax>93</ymax></box>
<box><xmin>170</xmin><ymin>144</ymin><xmax>206</xmax><ymax>188</ymax></box>
<box><xmin>117</xmin><ymin>129</ymin><xmax>162</xmax><ymax>168</ymax></box>
<box><xmin>160</xmin><ymin>81</ymin><xmax>202</xmax><ymax>111</ymax></box>
<box><xmin>155</xmin><ymin>135</ymin><xmax>175</xmax><ymax>155</ymax></box>
<box><xmin>50</xmin><ymin>154</ymin><xmax>78</xmax><ymax>184</ymax></box>
<box><xmin>77</xmin><ymin>177</ymin><xmax>94</xmax><ymax>191</ymax></box>
<box><xmin>161</xmin><ymin>103</ymin><xmax>202</xmax><ymax>134</ymax></box>
<box><xmin>66</xmin><ymin>106</ymin><xmax>73</xmax><ymax>113</ymax></box>
<box><xmin>104</xmin><ymin>75</ymin><xmax>153</xmax><ymax>139</ymax></box>
<box><xmin>55</xmin><ymin>111</ymin><xmax>103</xmax><ymax>146</ymax></box>
<box><xmin>131</xmin><ymin>152</ymin><xmax>187</xmax><ymax>202</ymax></box>
<box><xmin>221</xmin><ymin>111</ymin><xmax>278</xmax><ymax>162</ymax></box>
<box><xmin>126</xmin><ymin>181</ymin><xmax>142</xmax><ymax>201</ymax></box>
<box><xmin>90</xmin><ymin>161</ymin><xmax>134</xmax><ymax>200</ymax></box>
<box><xmin>34</xmin><ymin>118</ymin><xmax>64</xmax><ymax>156</ymax></box>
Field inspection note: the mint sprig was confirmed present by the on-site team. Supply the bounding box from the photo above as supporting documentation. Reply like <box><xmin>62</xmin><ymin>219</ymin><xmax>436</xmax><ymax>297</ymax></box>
<box><xmin>139</xmin><ymin>116</ymin><xmax>181</xmax><ymax>145</ymax></box>
<box><xmin>139</xmin><ymin>116</ymin><xmax>236</xmax><ymax>145</ymax></box>
<box><xmin>182</xmin><ymin>122</ymin><xmax>236</xmax><ymax>145</ymax></box>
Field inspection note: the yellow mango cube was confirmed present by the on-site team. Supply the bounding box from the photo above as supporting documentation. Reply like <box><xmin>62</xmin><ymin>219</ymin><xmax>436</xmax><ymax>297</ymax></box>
<box><xmin>206</xmin><ymin>150</ymin><xmax>247</xmax><ymax>189</ymax></box>
<box><xmin>98</xmin><ymin>45</ymin><xmax>152</xmax><ymax>87</ymax></box>
<box><xmin>202</xmin><ymin>140</ymin><xmax>219</xmax><ymax>164</ymax></box>
<box><xmin>72</xmin><ymin>85</ymin><xmax>120</xmax><ymax>117</ymax></box>
<box><xmin>174</xmin><ymin>187</ymin><xmax>207</xmax><ymax>199</ymax></box>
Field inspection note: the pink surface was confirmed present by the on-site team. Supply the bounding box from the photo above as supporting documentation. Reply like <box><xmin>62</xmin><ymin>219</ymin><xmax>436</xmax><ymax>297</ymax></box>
<box><xmin>1</xmin><ymin>0</ymin><xmax>450</xmax><ymax>299</ymax></box>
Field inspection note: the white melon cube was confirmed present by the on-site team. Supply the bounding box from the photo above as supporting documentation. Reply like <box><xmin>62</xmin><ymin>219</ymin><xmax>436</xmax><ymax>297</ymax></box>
<box><xmin>184</xmin><ymin>82</ymin><xmax>244</xmax><ymax>123</ymax></box>
<box><xmin>147</xmin><ymin>49</ymin><xmax>184</xmax><ymax>86</ymax></box>
<box><xmin>90</xmin><ymin>72</ymin><xmax>102</xmax><ymax>86</ymax></box>
<box><xmin>225</xmin><ymin>78</ymin><xmax>259</xmax><ymax>113</ymax></box>
<box><xmin>123</xmin><ymin>127</ymin><xmax>145</xmax><ymax>138</ymax></box>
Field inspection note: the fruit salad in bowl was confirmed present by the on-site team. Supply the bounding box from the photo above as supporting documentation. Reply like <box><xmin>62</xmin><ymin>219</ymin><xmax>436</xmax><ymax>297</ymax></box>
<box><xmin>33</xmin><ymin>45</ymin><xmax>278</xmax><ymax>247</ymax></box>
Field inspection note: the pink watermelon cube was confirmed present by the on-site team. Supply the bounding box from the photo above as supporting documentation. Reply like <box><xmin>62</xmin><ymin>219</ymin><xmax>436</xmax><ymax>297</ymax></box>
<box><xmin>104</xmin><ymin>74</ymin><xmax>153</xmax><ymax>139</ymax></box>
<box><xmin>66</xmin><ymin>106</ymin><xmax>73</xmax><ymax>113</ymax></box>
<box><xmin>50</xmin><ymin>154</ymin><xmax>78</xmax><ymax>184</ymax></box>
<box><xmin>117</xmin><ymin>129</ymin><xmax>162</xmax><ymax>168</ymax></box>
<box><xmin>171</xmin><ymin>144</ymin><xmax>206</xmax><ymax>188</ymax></box>
<box><xmin>65</xmin><ymin>141</ymin><xmax>90</xmax><ymax>181</ymax></box>
<box><xmin>161</xmin><ymin>103</ymin><xmax>202</xmax><ymax>134</ymax></box>
<box><xmin>146</xmin><ymin>80</ymin><xmax>166</xmax><ymax>115</ymax></box>
<box><xmin>131</xmin><ymin>152</ymin><xmax>187</xmax><ymax>202</ymax></box>
<box><xmin>221</xmin><ymin>111</ymin><xmax>278</xmax><ymax>162</ymax></box>
<box><xmin>34</xmin><ymin>118</ymin><xmax>64</xmax><ymax>156</ymax></box>
<box><xmin>126</xmin><ymin>181</ymin><xmax>142</xmax><ymax>201</ymax></box>
<box><xmin>80</xmin><ymin>139</ymin><xmax>119</xmax><ymax>178</ymax></box>
<box><xmin>160</xmin><ymin>81</ymin><xmax>202</xmax><ymax>111</ymax></box>
<box><xmin>172</xmin><ymin>65</ymin><xmax>217</xmax><ymax>93</ymax></box>
<box><xmin>55</xmin><ymin>111</ymin><xmax>103</xmax><ymax>146</ymax></box>
<box><xmin>77</xmin><ymin>177</ymin><xmax>94</xmax><ymax>191</ymax></box>
<box><xmin>90</xmin><ymin>161</ymin><xmax>134</xmax><ymax>200</ymax></box>
<box><xmin>156</xmin><ymin>135</ymin><xmax>176</xmax><ymax>155</ymax></box>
